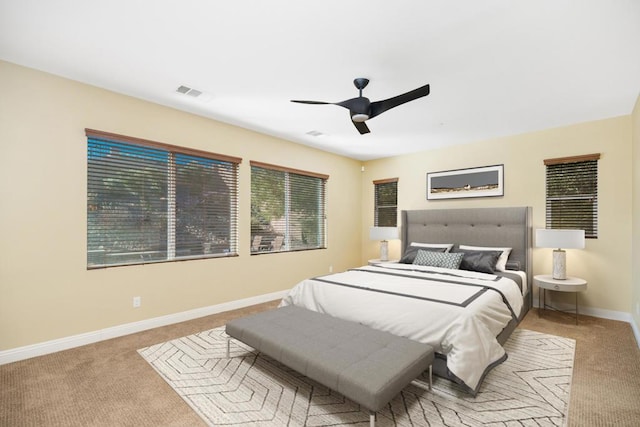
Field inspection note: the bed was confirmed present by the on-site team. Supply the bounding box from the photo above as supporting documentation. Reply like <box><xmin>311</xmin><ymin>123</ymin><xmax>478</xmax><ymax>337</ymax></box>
<box><xmin>280</xmin><ymin>206</ymin><xmax>532</xmax><ymax>394</ymax></box>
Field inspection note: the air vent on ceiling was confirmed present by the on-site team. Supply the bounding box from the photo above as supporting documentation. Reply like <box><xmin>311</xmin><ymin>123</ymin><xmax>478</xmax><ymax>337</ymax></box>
<box><xmin>176</xmin><ymin>85</ymin><xmax>203</xmax><ymax>98</ymax></box>
<box><xmin>306</xmin><ymin>130</ymin><xmax>324</xmax><ymax>137</ymax></box>
<box><xmin>176</xmin><ymin>85</ymin><xmax>213</xmax><ymax>102</ymax></box>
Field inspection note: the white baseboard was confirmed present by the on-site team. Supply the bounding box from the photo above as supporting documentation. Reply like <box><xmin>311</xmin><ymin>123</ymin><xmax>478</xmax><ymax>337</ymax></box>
<box><xmin>0</xmin><ymin>290</ymin><xmax>288</xmax><ymax>366</ymax></box>
<box><xmin>630</xmin><ymin>317</ymin><xmax>640</xmax><ymax>349</ymax></box>
<box><xmin>534</xmin><ymin>300</ymin><xmax>631</xmax><ymax>322</ymax></box>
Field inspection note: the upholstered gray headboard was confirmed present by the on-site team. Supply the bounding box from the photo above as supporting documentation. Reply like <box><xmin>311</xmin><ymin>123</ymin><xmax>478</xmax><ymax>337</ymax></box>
<box><xmin>401</xmin><ymin>207</ymin><xmax>532</xmax><ymax>288</ymax></box>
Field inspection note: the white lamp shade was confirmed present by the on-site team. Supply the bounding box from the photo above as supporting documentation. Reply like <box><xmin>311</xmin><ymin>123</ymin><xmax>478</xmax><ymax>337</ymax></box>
<box><xmin>369</xmin><ymin>226</ymin><xmax>399</xmax><ymax>241</ymax></box>
<box><xmin>535</xmin><ymin>229</ymin><xmax>585</xmax><ymax>249</ymax></box>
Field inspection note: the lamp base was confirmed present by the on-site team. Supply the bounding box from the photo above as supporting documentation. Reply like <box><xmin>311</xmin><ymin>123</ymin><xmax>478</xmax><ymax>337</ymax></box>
<box><xmin>552</xmin><ymin>249</ymin><xmax>566</xmax><ymax>280</ymax></box>
<box><xmin>380</xmin><ymin>240</ymin><xmax>389</xmax><ymax>262</ymax></box>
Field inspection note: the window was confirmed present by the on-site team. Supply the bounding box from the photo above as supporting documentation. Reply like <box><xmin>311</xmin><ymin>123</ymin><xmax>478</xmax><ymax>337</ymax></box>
<box><xmin>374</xmin><ymin>178</ymin><xmax>398</xmax><ymax>227</ymax></box>
<box><xmin>87</xmin><ymin>129</ymin><xmax>240</xmax><ymax>268</ymax></box>
<box><xmin>544</xmin><ymin>153</ymin><xmax>599</xmax><ymax>238</ymax></box>
<box><xmin>250</xmin><ymin>161</ymin><xmax>327</xmax><ymax>253</ymax></box>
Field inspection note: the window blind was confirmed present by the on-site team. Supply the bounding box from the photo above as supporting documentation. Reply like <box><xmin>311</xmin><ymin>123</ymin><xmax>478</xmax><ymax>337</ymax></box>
<box><xmin>545</xmin><ymin>154</ymin><xmax>599</xmax><ymax>238</ymax></box>
<box><xmin>374</xmin><ymin>178</ymin><xmax>398</xmax><ymax>227</ymax></box>
<box><xmin>87</xmin><ymin>129</ymin><xmax>240</xmax><ymax>268</ymax></box>
<box><xmin>250</xmin><ymin>161</ymin><xmax>327</xmax><ymax>254</ymax></box>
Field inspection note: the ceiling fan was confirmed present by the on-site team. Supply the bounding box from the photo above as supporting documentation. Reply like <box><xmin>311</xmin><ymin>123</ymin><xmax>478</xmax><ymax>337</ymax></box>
<box><xmin>291</xmin><ymin>78</ymin><xmax>430</xmax><ymax>134</ymax></box>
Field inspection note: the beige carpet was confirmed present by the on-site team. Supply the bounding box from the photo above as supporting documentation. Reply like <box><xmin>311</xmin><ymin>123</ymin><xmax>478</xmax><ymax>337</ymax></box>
<box><xmin>520</xmin><ymin>309</ymin><xmax>640</xmax><ymax>426</ymax></box>
<box><xmin>1</xmin><ymin>303</ymin><xmax>639</xmax><ymax>426</ymax></box>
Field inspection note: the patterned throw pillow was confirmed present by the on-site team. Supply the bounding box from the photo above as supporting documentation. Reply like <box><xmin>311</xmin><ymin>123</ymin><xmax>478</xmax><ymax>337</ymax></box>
<box><xmin>413</xmin><ymin>250</ymin><xmax>464</xmax><ymax>269</ymax></box>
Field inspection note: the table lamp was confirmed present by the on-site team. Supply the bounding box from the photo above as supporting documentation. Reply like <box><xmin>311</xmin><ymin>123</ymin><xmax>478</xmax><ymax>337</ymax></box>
<box><xmin>369</xmin><ymin>227</ymin><xmax>399</xmax><ymax>261</ymax></box>
<box><xmin>535</xmin><ymin>229</ymin><xmax>585</xmax><ymax>279</ymax></box>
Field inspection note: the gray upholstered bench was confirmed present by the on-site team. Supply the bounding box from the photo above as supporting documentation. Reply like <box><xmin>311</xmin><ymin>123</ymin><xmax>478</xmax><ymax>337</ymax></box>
<box><xmin>225</xmin><ymin>305</ymin><xmax>434</xmax><ymax>427</ymax></box>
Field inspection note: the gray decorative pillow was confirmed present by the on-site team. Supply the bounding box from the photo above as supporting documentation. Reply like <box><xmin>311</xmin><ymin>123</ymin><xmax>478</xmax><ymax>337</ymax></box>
<box><xmin>400</xmin><ymin>245</ymin><xmax>447</xmax><ymax>264</ymax></box>
<box><xmin>452</xmin><ymin>249</ymin><xmax>502</xmax><ymax>274</ymax></box>
<box><xmin>413</xmin><ymin>250</ymin><xmax>464</xmax><ymax>269</ymax></box>
<box><xmin>505</xmin><ymin>260</ymin><xmax>522</xmax><ymax>271</ymax></box>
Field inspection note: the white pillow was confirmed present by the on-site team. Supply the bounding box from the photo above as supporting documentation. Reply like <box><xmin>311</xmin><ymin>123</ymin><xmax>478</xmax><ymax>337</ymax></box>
<box><xmin>410</xmin><ymin>242</ymin><xmax>454</xmax><ymax>252</ymax></box>
<box><xmin>458</xmin><ymin>245</ymin><xmax>512</xmax><ymax>272</ymax></box>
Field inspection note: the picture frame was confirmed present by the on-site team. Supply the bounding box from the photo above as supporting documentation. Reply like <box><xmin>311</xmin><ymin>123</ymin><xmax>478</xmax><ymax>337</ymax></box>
<box><xmin>427</xmin><ymin>164</ymin><xmax>504</xmax><ymax>200</ymax></box>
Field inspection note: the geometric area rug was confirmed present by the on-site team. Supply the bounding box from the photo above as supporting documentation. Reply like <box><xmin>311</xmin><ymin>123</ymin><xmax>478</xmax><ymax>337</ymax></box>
<box><xmin>138</xmin><ymin>328</ymin><xmax>575</xmax><ymax>426</ymax></box>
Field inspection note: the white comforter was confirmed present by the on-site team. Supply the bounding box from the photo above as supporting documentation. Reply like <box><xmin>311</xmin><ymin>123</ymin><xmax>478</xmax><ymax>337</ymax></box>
<box><xmin>279</xmin><ymin>262</ymin><xmax>523</xmax><ymax>393</ymax></box>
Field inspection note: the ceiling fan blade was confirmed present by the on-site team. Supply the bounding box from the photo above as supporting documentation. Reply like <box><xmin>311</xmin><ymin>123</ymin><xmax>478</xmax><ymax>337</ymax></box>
<box><xmin>291</xmin><ymin>99</ymin><xmax>357</xmax><ymax>113</ymax></box>
<box><xmin>290</xmin><ymin>100</ymin><xmax>332</xmax><ymax>105</ymax></box>
<box><xmin>369</xmin><ymin>84</ymin><xmax>430</xmax><ymax>118</ymax></box>
<box><xmin>352</xmin><ymin>120</ymin><xmax>370</xmax><ymax>134</ymax></box>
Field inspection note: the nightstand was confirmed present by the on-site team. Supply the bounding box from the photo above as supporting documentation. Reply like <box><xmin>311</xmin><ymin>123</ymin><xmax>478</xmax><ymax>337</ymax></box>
<box><xmin>534</xmin><ymin>274</ymin><xmax>587</xmax><ymax>324</ymax></box>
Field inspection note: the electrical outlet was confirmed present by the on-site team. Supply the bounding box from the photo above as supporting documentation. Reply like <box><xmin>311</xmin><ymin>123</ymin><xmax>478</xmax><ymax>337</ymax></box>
<box><xmin>329</xmin><ymin>265</ymin><xmax>333</xmax><ymax>273</ymax></box>
<box><xmin>133</xmin><ymin>296</ymin><xmax>141</xmax><ymax>308</ymax></box>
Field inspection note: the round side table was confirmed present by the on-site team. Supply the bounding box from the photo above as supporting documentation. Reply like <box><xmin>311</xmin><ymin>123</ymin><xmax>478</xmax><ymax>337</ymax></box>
<box><xmin>534</xmin><ymin>274</ymin><xmax>587</xmax><ymax>324</ymax></box>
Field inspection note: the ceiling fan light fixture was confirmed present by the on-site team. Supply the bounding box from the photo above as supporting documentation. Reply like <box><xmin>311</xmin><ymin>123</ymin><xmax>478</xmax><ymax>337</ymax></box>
<box><xmin>351</xmin><ymin>113</ymin><xmax>369</xmax><ymax>122</ymax></box>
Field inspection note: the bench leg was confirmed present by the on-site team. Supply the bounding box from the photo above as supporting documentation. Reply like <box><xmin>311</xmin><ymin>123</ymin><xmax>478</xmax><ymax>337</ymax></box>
<box><xmin>413</xmin><ymin>364</ymin><xmax>433</xmax><ymax>391</ymax></box>
<box><xmin>370</xmin><ymin>412</ymin><xmax>375</xmax><ymax>427</ymax></box>
<box><xmin>226</xmin><ymin>337</ymin><xmax>230</xmax><ymax>358</ymax></box>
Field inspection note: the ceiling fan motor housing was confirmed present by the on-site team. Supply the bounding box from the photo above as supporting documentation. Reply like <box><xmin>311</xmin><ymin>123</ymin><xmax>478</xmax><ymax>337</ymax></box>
<box><xmin>343</xmin><ymin>96</ymin><xmax>371</xmax><ymax>121</ymax></box>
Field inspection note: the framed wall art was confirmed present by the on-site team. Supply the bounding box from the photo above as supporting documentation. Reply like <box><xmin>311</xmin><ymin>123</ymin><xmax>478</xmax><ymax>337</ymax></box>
<box><xmin>427</xmin><ymin>164</ymin><xmax>504</xmax><ymax>200</ymax></box>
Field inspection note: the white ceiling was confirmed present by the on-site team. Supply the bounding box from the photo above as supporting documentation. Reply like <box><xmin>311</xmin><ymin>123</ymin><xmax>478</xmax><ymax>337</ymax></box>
<box><xmin>1</xmin><ymin>1</ymin><xmax>639</xmax><ymax>161</ymax></box>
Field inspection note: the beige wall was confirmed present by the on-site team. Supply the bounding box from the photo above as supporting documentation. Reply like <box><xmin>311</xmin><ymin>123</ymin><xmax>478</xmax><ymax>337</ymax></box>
<box><xmin>0</xmin><ymin>61</ymin><xmax>363</xmax><ymax>350</ymax></box>
<box><xmin>632</xmin><ymin>93</ymin><xmax>640</xmax><ymax>327</ymax></box>
<box><xmin>362</xmin><ymin>116</ymin><xmax>633</xmax><ymax>314</ymax></box>
<box><xmin>1</xmin><ymin>59</ymin><xmax>636</xmax><ymax>353</ymax></box>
